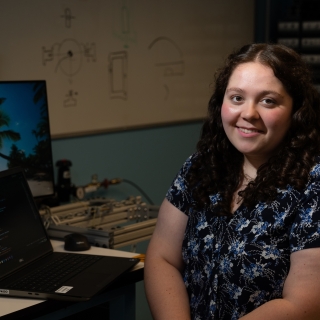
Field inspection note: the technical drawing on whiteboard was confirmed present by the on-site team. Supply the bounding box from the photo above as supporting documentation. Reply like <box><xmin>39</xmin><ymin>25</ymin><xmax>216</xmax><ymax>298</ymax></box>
<box><xmin>109</xmin><ymin>51</ymin><xmax>128</xmax><ymax>100</ymax></box>
<box><xmin>42</xmin><ymin>38</ymin><xmax>97</xmax><ymax>84</ymax></box>
<box><xmin>61</xmin><ymin>8</ymin><xmax>75</xmax><ymax>28</ymax></box>
<box><xmin>64</xmin><ymin>90</ymin><xmax>78</xmax><ymax>108</ymax></box>
<box><xmin>148</xmin><ymin>37</ymin><xmax>185</xmax><ymax>100</ymax></box>
<box><xmin>148</xmin><ymin>37</ymin><xmax>185</xmax><ymax>76</ymax></box>
<box><xmin>112</xmin><ymin>0</ymin><xmax>137</xmax><ymax>48</ymax></box>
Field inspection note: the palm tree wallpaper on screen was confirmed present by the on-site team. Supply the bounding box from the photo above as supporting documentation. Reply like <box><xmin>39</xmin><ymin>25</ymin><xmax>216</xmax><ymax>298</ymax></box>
<box><xmin>0</xmin><ymin>81</ymin><xmax>54</xmax><ymax>197</ymax></box>
<box><xmin>0</xmin><ymin>97</ymin><xmax>20</xmax><ymax>161</ymax></box>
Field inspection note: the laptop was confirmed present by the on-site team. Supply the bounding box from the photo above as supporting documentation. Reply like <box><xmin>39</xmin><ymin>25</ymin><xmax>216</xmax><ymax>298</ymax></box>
<box><xmin>0</xmin><ymin>167</ymin><xmax>140</xmax><ymax>301</ymax></box>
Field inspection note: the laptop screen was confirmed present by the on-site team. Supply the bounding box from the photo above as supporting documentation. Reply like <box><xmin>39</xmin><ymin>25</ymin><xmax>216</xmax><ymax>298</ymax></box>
<box><xmin>0</xmin><ymin>168</ymin><xmax>52</xmax><ymax>278</ymax></box>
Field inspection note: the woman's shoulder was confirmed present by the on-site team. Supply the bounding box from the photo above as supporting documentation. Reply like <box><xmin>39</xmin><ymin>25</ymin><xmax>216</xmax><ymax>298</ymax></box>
<box><xmin>178</xmin><ymin>152</ymin><xmax>200</xmax><ymax>173</ymax></box>
<box><xmin>309</xmin><ymin>155</ymin><xmax>320</xmax><ymax>180</ymax></box>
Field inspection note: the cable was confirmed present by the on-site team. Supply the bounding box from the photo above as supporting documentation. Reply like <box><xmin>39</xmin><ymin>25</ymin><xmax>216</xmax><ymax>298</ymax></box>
<box><xmin>121</xmin><ymin>179</ymin><xmax>155</xmax><ymax>205</ymax></box>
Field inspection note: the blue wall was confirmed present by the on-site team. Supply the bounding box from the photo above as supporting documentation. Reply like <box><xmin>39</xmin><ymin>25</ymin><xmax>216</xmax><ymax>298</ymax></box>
<box><xmin>52</xmin><ymin>122</ymin><xmax>202</xmax><ymax>205</ymax></box>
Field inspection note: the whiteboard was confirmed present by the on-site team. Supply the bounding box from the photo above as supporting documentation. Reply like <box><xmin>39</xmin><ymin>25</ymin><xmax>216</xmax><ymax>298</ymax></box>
<box><xmin>0</xmin><ymin>0</ymin><xmax>254</xmax><ymax>138</ymax></box>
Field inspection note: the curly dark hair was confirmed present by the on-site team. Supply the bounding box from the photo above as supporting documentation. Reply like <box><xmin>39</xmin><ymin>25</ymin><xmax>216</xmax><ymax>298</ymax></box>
<box><xmin>188</xmin><ymin>43</ymin><xmax>320</xmax><ymax>216</ymax></box>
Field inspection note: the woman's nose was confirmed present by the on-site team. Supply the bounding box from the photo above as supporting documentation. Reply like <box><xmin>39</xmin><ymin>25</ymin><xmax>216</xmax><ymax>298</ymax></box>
<box><xmin>241</xmin><ymin>102</ymin><xmax>259</xmax><ymax>120</ymax></box>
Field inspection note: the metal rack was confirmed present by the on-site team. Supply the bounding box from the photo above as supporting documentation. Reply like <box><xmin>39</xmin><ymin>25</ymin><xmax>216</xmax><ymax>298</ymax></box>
<box><xmin>40</xmin><ymin>196</ymin><xmax>159</xmax><ymax>249</ymax></box>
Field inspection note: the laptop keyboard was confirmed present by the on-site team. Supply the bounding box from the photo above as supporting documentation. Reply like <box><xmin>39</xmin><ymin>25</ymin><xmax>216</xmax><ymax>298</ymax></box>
<box><xmin>8</xmin><ymin>253</ymin><xmax>103</xmax><ymax>292</ymax></box>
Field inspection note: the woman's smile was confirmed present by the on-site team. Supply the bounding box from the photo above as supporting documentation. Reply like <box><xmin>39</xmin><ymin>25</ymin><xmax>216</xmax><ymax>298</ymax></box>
<box><xmin>237</xmin><ymin>127</ymin><xmax>262</xmax><ymax>135</ymax></box>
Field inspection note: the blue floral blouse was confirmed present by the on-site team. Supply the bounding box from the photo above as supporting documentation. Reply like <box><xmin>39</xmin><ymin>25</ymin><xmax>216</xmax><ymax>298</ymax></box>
<box><xmin>166</xmin><ymin>154</ymin><xmax>320</xmax><ymax>319</ymax></box>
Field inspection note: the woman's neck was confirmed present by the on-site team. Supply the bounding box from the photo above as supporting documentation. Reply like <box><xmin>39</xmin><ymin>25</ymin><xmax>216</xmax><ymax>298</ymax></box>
<box><xmin>242</xmin><ymin>159</ymin><xmax>258</xmax><ymax>180</ymax></box>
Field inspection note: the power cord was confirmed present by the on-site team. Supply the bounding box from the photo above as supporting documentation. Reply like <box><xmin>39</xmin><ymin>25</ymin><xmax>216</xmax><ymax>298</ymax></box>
<box><xmin>121</xmin><ymin>179</ymin><xmax>155</xmax><ymax>205</ymax></box>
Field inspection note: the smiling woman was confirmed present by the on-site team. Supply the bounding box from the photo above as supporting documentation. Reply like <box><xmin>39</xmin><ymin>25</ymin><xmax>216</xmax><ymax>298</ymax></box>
<box><xmin>145</xmin><ymin>43</ymin><xmax>320</xmax><ymax>319</ymax></box>
<box><xmin>221</xmin><ymin>62</ymin><xmax>293</xmax><ymax>172</ymax></box>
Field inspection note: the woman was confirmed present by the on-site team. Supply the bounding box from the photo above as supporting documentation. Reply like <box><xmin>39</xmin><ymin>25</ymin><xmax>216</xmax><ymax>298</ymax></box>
<box><xmin>144</xmin><ymin>43</ymin><xmax>320</xmax><ymax>319</ymax></box>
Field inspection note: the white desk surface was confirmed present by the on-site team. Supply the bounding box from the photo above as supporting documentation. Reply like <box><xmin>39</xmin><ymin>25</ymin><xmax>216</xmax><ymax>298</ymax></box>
<box><xmin>0</xmin><ymin>240</ymin><xmax>143</xmax><ymax>317</ymax></box>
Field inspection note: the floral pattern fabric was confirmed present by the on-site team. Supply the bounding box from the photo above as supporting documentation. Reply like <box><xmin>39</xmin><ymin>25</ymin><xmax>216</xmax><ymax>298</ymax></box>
<box><xmin>166</xmin><ymin>154</ymin><xmax>320</xmax><ymax>319</ymax></box>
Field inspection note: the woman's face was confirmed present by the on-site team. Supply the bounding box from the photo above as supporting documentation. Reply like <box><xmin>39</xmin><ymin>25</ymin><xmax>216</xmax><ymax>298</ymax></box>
<box><xmin>221</xmin><ymin>62</ymin><xmax>293</xmax><ymax>164</ymax></box>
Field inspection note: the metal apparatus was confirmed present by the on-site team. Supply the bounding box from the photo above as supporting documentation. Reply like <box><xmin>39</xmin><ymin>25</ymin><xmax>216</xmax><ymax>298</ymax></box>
<box><xmin>40</xmin><ymin>196</ymin><xmax>159</xmax><ymax>249</ymax></box>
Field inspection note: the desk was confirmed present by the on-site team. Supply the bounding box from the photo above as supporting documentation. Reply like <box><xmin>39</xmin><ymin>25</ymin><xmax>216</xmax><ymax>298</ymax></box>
<box><xmin>0</xmin><ymin>240</ymin><xmax>144</xmax><ymax>320</ymax></box>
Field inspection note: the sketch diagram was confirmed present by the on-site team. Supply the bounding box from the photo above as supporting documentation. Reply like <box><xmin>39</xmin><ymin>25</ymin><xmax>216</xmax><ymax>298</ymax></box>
<box><xmin>42</xmin><ymin>38</ymin><xmax>96</xmax><ymax>84</ymax></box>
<box><xmin>41</xmin><ymin>8</ymin><xmax>98</xmax><ymax>110</ymax></box>
<box><xmin>108</xmin><ymin>51</ymin><xmax>128</xmax><ymax>100</ymax></box>
<box><xmin>113</xmin><ymin>0</ymin><xmax>137</xmax><ymax>48</ymax></box>
<box><xmin>148</xmin><ymin>37</ymin><xmax>185</xmax><ymax>100</ymax></box>
<box><xmin>64</xmin><ymin>90</ymin><xmax>78</xmax><ymax>108</ymax></box>
<box><xmin>148</xmin><ymin>37</ymin><xmax>184</xmax><ymax>76</ymax></box>
<box><xmin>61</xmin><ymin>8</ymin><xmax>75</xmax><ymax>28</ymax></box>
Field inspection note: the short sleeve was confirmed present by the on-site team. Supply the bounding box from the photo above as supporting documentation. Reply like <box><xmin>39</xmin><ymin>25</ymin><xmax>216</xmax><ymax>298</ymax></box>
<box><xmin>290</xmin><ymin>168</ymin><xmax>320</xmax><ymax>253</ymax></box>
<box><xmin>165</xmin><ymin>154</ymin><xmax>196</xmax><ymax>215</ymax></box>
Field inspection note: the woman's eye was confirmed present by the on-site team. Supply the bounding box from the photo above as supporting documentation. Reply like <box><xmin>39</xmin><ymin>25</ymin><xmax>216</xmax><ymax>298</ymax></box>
<box><xmin>231</xmin><ymin>95</ymin><xmax>243</xmax><ymax>103</ymax></box>
<box><xmin>262</xmin><ymin>98</ymin><xmax>276</xmax><ymax>106</ymax></box>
